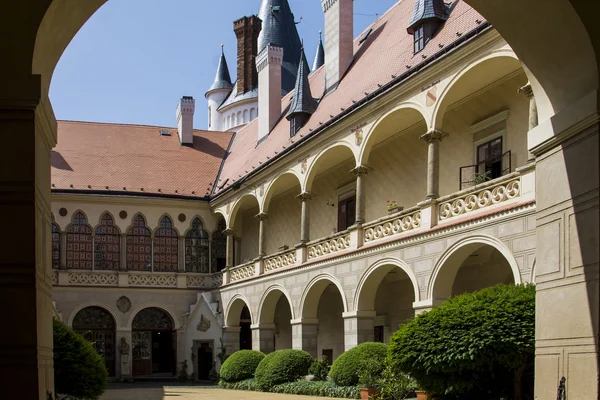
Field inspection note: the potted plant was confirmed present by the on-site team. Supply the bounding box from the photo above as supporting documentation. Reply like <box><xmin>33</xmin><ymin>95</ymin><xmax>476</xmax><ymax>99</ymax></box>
<box><xmin>415</xmin><ymin>390</ymin><xmax>428</xmax><ymax>400</ymax></box>
<box><xmin>358</xmin><ymin>359</ymin><xmax>382</xmax><ymax>399</ymax></box>
<box><xmin>386</xmin><ymin>200</ymin><xmax>403</xmax><ymax>214</ymax></box>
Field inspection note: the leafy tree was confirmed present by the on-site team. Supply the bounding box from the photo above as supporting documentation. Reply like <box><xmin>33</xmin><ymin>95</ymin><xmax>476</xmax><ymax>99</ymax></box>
<box><xmin>388</xmin><ymin>284</ymin><xmax>535</xmax><ymax>400</ymax></box>
<box><xmin>309</xmin><ymin>356</ymin><xmax>331</xmax><ymax>381</ymax></box>
<box><xmin>53</xmin><ymin>319</ymin><xmax>108</xmax><ymax>400</ymax></box>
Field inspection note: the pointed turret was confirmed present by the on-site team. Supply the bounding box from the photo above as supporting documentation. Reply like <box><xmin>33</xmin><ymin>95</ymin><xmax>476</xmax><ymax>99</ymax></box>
<box><xmin>206</xmin><ymin>46</ymin><xmax>234</xmax><ymax>96</ymax></box>
<box><xmin>257</xmin><ymin>0</ymin><xmax>303</xmax><ymax>93</ymax></box>
<box><xmin>287</xmin><ymin>48</ymin><xmax>317</xmax><ymax>136</ymax></box>
<box><xmin>312</xmin><ymin>31</ymin><xmax>325</xmax><ymax>71</ymax></box>
<box><xmin>206</xmin><ymin>45</ymin><xmax>233</xmax><ymax>131</ymax></box>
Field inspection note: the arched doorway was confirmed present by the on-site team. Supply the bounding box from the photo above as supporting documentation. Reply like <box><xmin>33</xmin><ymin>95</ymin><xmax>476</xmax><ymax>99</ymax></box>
<box><xmin>131</xmin><ymin>307</ymin><xmax>175</xmax><ymax>377</ymax></box>
<box><xmin>239</xmin><ymin>306</ymin><xmax>252</xmax><ymax>351</ymax></box>
<box><xmin>356</xmin><ymin>261</ymin><xmax>419</xmax><ymax>344</ymax></box>
<box><xmin>431</xmin><ymin>238</ymin><xmax>520</xmax><ymax>302</ymax></box>
<box><xmin>225</xmin><ymin>297</ymin><xmax>253</xmax><ymax>352</ymax></box>
<box><xmin>72</xmin><ymin>306</ymin><xmax>116</xmax><ymax>377</ymax></box>
<box><xmin>196</xmin><ymin>343</ymin><xmax>213</xmax><ymax>381</ymax></box>
<box><xmin>257</xmin><ymin>287</ymin><xmax>294</xmax><ymax>352</ymax></box>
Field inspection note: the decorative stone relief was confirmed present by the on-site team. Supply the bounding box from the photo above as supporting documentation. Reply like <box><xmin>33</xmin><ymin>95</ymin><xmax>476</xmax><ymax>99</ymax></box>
<box><xmin>426</xmin><ymin>85</ymin><xmax>437</xmax><ymax>107</ymax></box>
<box><xmin>265</xmin><ymin>250</ymin><xmax>297</xmax><ymax>272</ymax></box>
<box><xmin>197</xmin><ymin>314</ymin><xmax>211</xmax><ymax>332</ymax></box>
<box><xmin>226</xmin><ymin>202</ymin><xmax>231</xmax><ymax>215</ymax></box>
<box><xmin>308</xmin><ymin>234</ymin><xmax>351</xmax><ymax>259</ymax></box>
<box><xmin>299</xmin><ymin>158</ymin><xmax>308</xmax><ymax>174</ymax></box>
<box><xmin>351</xmin><ymin>122</ymin><xmax>367</xmax><ymax>146</ymax></box>
<box><xmin>364</xmin><ymin>210</ymin><xmax>422</xmax><ymax>243</ymax></box>
<box><xmin>128</xmin><ymin>274</ymin><xmax>177</xmax><ymax>287</ymax></box>
<box><xmin>117</xmin><ymin>296</ymin><xmax>132</xmax><ymax>313</ymax></box>
<box><xmin>68</xmin><ymin>272</ymin><xmax>118</xmax><ymax>286</ymax></box>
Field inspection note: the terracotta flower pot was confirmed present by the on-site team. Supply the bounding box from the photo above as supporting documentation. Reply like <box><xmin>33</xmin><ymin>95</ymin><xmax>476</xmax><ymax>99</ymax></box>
<box><xmin>415</xmin><ymin>390</ymin><xmax>428</xmax><ymax>400</ymax></box>
<box><xmin>360</xmin><ymin>387</ymin><xmax>379</xmax><ymax>400</ymax></box>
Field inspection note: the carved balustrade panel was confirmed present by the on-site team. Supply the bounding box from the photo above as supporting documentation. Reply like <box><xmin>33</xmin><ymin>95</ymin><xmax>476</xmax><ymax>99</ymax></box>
<box><xmin>364</xmin><ymin>210</ymin><xmax>422</xmax><ymax>243</ymax></box>
<box><xmin>307</xmin><ymin>233</ymin><xmax>351</xmax><ymax>260</ymax></box>
<box><xmin>68</xmin><ymin>271</ymin><xmax>119</xmax><ymax>286</ymax></box>
<box><xmin>128</xmin><ymin>273</ymin><xmax>177</xmax><ymax>287</ymax></box>
<box><xmin>264</xmin><ymin>249</ymin><xmax>297</xmax><ymax>273</ymax></box>
<box><xmin>439</xmin><ymin>178</ymin><xmax>521</xmax><ymax>221</ymax></box>
<box><xmin>229</xmin><ymin>262</ymin><xmax>256</xmax><ymax>282</ymax></box>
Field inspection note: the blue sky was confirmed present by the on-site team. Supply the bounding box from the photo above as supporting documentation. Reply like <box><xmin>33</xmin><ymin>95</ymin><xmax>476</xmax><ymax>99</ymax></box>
<box><xmin>50</xmin><ymin>0</ymin><xmax>399</xmax><ymax>130</ymax></box>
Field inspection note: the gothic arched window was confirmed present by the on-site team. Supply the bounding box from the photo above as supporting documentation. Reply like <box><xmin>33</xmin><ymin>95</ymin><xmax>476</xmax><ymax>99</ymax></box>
<box><xmin>153</xmin><ymin>216</ymin><xmax>178</xmax><ymax>272</ymax></box>
<box><xmin>211</xmin><ymin>218</ymin><xmax>227</xmax><ymax>273</ymax></box>
<box><xmin>51</xmin><ymin>215</ymin><xmax>61</xmax><ymax>269</ymax></box>
<box><xmin>185</xmin><ymin>218</ymin><xmax>209</xmax><ymax>273</ymax></box>
<box><xmin>73</xmin><ymin>306</ymin><xmax>116</xmax><ymax>376</ymax></box>
<box><xmin>94</xmin><ymin>213</ymin><xmax>120</xmax><ymax>271</ymax></box>
<box><xmin>66</xmin><ymin>212</ymin><xmax>93</xmax><ymax>270</ymax></box>
<box><xmin>126</xmin><ymin>215</ymin><xmax>152</xmax><ymax>272</ymax></box>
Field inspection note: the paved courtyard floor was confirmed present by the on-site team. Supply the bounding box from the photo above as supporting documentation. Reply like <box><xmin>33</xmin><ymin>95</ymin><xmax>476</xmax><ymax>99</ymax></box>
<box><xmin>100</xmin><ymin>383</ymin><xmax>337</xmax><ymax>400</ymax></box>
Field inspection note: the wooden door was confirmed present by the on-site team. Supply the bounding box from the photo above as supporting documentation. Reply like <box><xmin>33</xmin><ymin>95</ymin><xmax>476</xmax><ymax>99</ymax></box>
<box><xmin>132</xmin><ymin>331</ymin><xmax>152</xmax><ymax>376</ymax></box>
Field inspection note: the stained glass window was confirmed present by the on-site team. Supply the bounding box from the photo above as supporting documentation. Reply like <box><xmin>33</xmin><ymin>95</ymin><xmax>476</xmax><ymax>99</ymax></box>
<box><xmin>66</xmin><ymin>212</ymin><xmax>93</xmax><ymax>270</ymax></box>
<box><xmin>185</xmin><ymin>218</ymin><xmax>209</xmax><ymax>273</ymax></box>
<box><xmin>126</xmin><ymin>215</ymin><xmax>152</xmax><ymax>272</ymax></box>
<box><xmin>132</xmin><ymin>307</ymin><xmax>173</xmax><ymax>330</ymax></box>
<box><xmin>153</xmin><ymin>216</ymin><xmax>178</xmax><ymax>272</ymax></box>
<box><xmin>211</xmin><ymin>218</ymin><xmax>227</xmax><ymax>273</ymax></box>
<box><xmin>51</xmin><ymin>215</ymin><xmax>60</xmax><ymax>269</ymax></box>
<box><xmin>94</xmin><ymin>213</ymin><xmax>120</xmax><ymax>271</ymax></box>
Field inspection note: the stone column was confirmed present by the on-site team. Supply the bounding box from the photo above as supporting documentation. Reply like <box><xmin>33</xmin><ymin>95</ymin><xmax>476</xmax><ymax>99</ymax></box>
<box><xmin>0</xmin><ymin>74</ymin><xmax>55</xmax><ymax>399</ymax></box>
<box><xmin>224</xmin><ymin>229</ymin><xmax>235</xmax><ymax>268</ymax></box>
<box><xmin>350</xmin><ymin>165</ymin><xmax>369</xmax><ymax>224</ymax></box>
<box><xmin>60</xmin><ymin>231</ymin><xmax>67</xmax><ymax>269</ymax></box>
<box><xmin>119</xmin><ymin>233</ymin><xmax>127</xmax><ymax>271</ymax></box>
<box><xmin>222</xmin><ymin>327</ymin><xmax>241</xmax><ymax>355</ymax></box>
<box><xmin>518</xmin><ymin>83</ymin><xmax>538</xmax><ymax>161</ymax></box>
<box><xmin>420</xmin><ymin>129</ymin><xmax>448</xmax><ymax>199</ymax></box>
<box><xmin>297</xmin><ymin>192</ymin><xmax>312</xmax><ymax>243</ymax></box>
<box><xmin>178</xmin><ymin>235</ymin><xmax>185</xmax><ymax>273</ymax></box>
<box><xmin>255</xmin><ymin>212</ymin><xmax>268</xmax><ymax>257</ymax></box>
<box><xmin>342</xmin><ymin>311</ymin><xmax>376</xmax><ymax>351</ymax></box>
<box><xmin>251</xmin><ymin>324</ymin><xmax>275</xmax><ymax>354</ymax></box>
<box><xmin>291</xmin><ymin>319</ymin><xmax>318</xmax><ymax>358</ymax></box>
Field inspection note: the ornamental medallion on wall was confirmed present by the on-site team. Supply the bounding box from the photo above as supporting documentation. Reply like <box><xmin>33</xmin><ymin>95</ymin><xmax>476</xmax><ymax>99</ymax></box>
<box><xmin>197</xmin><ymin>314</ymin><xmax>211</xmax><ymax>332</ymax></box>
<box><xmin>117</xmin><ymin>296</ymin><xmax>131</xmax><ymax>313</ymax></box>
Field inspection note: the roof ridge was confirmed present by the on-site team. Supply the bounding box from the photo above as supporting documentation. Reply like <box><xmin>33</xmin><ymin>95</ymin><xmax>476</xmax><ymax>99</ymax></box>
<box><xmin>57</xmin><ymin>120</ymin><xmax>231</xmax><ymax>135</ymax></box>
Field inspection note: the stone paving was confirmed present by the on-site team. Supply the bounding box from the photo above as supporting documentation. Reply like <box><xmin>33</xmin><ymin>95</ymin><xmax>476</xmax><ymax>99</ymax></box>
<box><xmin>100</xmin><ymin>383</ymin><xmax>336</xmax><ymax>400</ymax></box>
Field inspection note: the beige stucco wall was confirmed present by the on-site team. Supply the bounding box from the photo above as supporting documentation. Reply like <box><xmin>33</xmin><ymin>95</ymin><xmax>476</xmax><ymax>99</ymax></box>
<box><xmin>374</xmin><ymin>276</ymin><xmax>415</xmax><ymax>342</ymax></box>
<box><xmin>274</xmin><ymin>296</ymin><xmax>293</xmax><ymax>350</ymax></box>
<box><xmin>239</xmin><ymin>205</ymin><xmax>259</xmax><ymax>263</ymax></box>
<box><xmin>265</xmin><ymin>188</ymin><xmax>301</xmax><ymax>254</ymax></box>
<box><xmin>317</xmin><ymin>285</ymin><xmax>345</xmax><ymax>361</ymax></box>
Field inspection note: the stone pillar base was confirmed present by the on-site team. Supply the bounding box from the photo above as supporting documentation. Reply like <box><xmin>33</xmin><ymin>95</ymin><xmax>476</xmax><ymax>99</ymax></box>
<box><xmin>291</xmin><ymin>319</ymin><xmax>318</xmax><ymax>358</ymax></box>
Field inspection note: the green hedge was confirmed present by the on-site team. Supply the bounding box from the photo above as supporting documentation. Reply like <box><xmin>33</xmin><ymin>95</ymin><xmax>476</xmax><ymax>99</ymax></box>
<box><xmin>219</xmin><ymin>350</ymin><xmax>265</xmax><ymax>383</ymax></box>
<box><xmin>271</xmin><ymin>381</ymin><xmax>360</xmax><ymax>399</ymax></box>
<box><xmin>330</xmin><ymin>342</ymin><xmax>388</xmax><ymax>386</ymax></box>
<box><xmin>388</xmin><ymin>284</ymin><xmax>535</xmax><ymax>400</ymax></box>
<box><xmin>254</xmin><ymin>349</ymin><xmax>313</xmax><ymax>390</ymax></box>
<box><xmin>219</xmin><ymin>378</ymin><xmax>360</xmax><ymax>399</ymax></box>
<box><xmin>53</xmin><ymin>319</ymin><xmax>108</xmax><ymax>400</ymax></box>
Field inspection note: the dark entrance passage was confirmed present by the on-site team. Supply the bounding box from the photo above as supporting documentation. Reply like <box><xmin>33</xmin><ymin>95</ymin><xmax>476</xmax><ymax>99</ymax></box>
<box><xmin>240</xmin><ymin>306</ymin><xmax>252</xmax><ymax>350</ymax></box>
<box><xmin>72</xmin><ymin>306</ymin><xmax>116</xmax><ymax>377</ymax></box>
<box><xmin>132</xmin><ymin>308</ymin><xmax>175</xmax><ymax>377</ymax></box>
<box><xmin>196</xmin><ymin>343</ymin><xmax>213</xmax><ymax>380</ymax></box>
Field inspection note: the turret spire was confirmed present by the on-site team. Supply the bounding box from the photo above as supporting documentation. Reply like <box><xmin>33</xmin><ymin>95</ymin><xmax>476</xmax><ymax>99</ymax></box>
<box><xmin>312</xmin><ymin>31</ymin><xmax>325</xmax><ymax>71</ymax></box>
<box><xmin>287</xmin><ymin>47</ymin><xmax>317</xmax><ymax>133</ymax></box>
<box><xmin>206</xmin><ymin>45</ymin><xmax>234</xmax><ymax>96</ymax></box>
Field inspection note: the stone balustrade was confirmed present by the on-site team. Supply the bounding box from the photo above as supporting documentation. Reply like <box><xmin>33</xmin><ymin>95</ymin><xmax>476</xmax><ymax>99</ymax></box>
<box><xmin>264</xmin><ymin>248</ymin><xmax>297</xmax><ymax>273</ymax></box>
<box><xmin>363</xmin><ymin>207</ymin><xmax>422</xmax><ymax>243</ymax></box>
<box><xmin>229</xmin><ymin>261</ymin><xmax>256</xmax><ymax>283</ymax></box>
<box><xmin>53</xmin><ymin>270</ymin><xmax>221</xmax><ymax>289</ymax></box>
<box><xmin>307</xmin><ymin>231</ymin><xmax>352</xmax><ymax>260</ymax></box>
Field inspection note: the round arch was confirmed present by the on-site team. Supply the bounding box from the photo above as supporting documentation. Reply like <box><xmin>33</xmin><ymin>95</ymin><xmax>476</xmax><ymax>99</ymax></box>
<box><xmin>359</xmin><ymin>102</ymin><xmax>429</xmax><ymax>165</ymax></box>
<box><xmin>224</xmin><ymin>294</ymin><xmax>253</xmax><ymax>327</ymax></box>
<box><xmin>304</xmin><ymin>142</ymin><xmax>357</xmax><ymax>192</ymax></box>
<box><xmin>67</xmin><ymin>301</ymin><xmax>120</xmax><ymax>329</ymax></box>
<box><xmin>354</xmin><ymin>258</ymin><xmax>420</xmax><ymax>311</ymax></box>
<box><xmin>257</xmin><ymin>285</ymin><xmax>295</xmax><ymax>324</ymax></box>
<box><xmin>228</xmin><ymin>193</ymin><xmax>260</xmax><ymax>228</ymax></box>
<box><xmin>431</xmin><ymin>50</ymin><xmax>526</xmax><ymax>130</ymax></box>
<box><xmin>427</xmin><ymin>235</ymin><xmax>522</xmax><ymax>301</ymax></box>
<box><xmin>126</xmin><ymin>304</ymin><xmax>181</xmax><ymax>330</ymax></box>
<box><xmin>261</xmin><ymin>172</ymin><xmax>303</xmax><ymax>212</ymax></box>
<box><xmin>299</xmin><ymin>274</ymin><xmax>348</xmax><ymax>319</ymax></box>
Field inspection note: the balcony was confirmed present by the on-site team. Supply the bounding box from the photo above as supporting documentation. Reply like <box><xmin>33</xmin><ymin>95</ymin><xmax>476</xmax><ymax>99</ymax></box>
<box><xmin>222</xmin><ymin>165</ymin><xmax>535</xmax><ymax>285</ymax></box>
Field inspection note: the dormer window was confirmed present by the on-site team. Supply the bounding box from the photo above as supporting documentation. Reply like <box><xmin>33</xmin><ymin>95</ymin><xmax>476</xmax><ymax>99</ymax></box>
<box><xmin>290</xmin><ymin>114</ymin><xmax>308</xmax><ymax>137</ymax></box>
<box><xmin>414</xmin><ymin>25</ymin><xmax>424</xmax><ymax>53</ymax></box>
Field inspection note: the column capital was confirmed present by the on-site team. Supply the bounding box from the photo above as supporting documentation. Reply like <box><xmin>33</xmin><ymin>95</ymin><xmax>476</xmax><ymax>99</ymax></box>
<box><xmin>255</xmin><ymin>212</ymin><xmax>268</xmax><ymax>221</ymax></box>
<box><xmin>518</xmin><ymin>82</ymin><xmax>534</xmax><ymax>99</ymax></box>
<box><xmin>223</xmin><ymin>228</ymin><xmax>236</xmax><ymax>236</ymax></box>
<box><xmin>420</xmin><ymin>129</ymin><xmax>448</xmax><ymax>143</ymax></box>
<box><xmin>350</xmin><ymin>165</ymin><xmax>370</xmax><ymax>176</ymax></box>
<box><xmin>296</xmin><ymin>192</ymin><xmax>312</xmax><ymax>201</ymax></box>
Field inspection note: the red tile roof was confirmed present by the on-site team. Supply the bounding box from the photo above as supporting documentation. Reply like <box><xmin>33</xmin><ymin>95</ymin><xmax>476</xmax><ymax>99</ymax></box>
<box><xmin>215</xmin><ymin>0</ymin><xmax>485</xmax><ymax>194</ymax></box>
<box><xmin>52</xmin><ymin>121</ymin><xmax>233</xmax><ymax>198</ymax></box>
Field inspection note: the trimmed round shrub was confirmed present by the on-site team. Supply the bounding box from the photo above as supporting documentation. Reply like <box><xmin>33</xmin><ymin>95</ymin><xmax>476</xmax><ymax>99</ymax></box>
<box><xmin>329</xmin><ymin>342</ymin><xmax>387</xmax><ymax>386</ymax></box>
<box><xmin>220</xmin><ymin>350</ymin><xmax>265</xmax><ymax>383</ymax></box>
<box><xmin>53</xmin><ymin>319</ymin><xmax>108</xmax><ymax>400</ymax></box>
<box><xmin>254</xmin><ymin>349</ymin><xmax>313</xmax><ymax>390</ymax></box>
<box><xmin>388</xmin><ymin>284</ymin><xmax>535</xmax><ymax>400</ymax></box>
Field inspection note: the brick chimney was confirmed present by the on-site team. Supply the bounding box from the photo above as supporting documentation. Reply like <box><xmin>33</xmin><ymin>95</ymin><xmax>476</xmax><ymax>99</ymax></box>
<box><xmin>176</xmin><ymin>96</ymin><xmax>195</xmax><ymax>145</ymax></box>
<box><xmin>256</xmin><ymin>45</ymin><xmax>283</xmax><ymax>142</ymax></box>
<box><xmin>233</xmin><ymin>15</ymin><xmax>262</xmax><ymax>94</ymax></box>
<box><xmin>322</xmin><ymin>0</ymin><xmax>354</xmax><ymax>93</ymax></box>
